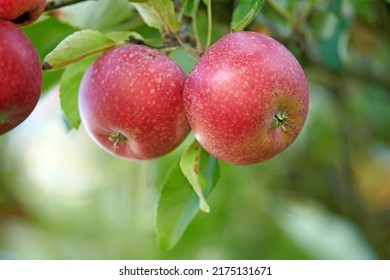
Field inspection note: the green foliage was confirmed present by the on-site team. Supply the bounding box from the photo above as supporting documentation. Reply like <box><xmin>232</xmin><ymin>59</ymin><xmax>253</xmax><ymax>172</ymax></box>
<box><xmin>157</xmin><ymin>143</ymin><xmax>219</xmax><ymax>250</ymax></box>
<box><xmin>180</xmin><ymin>141</ymin><xmax>212</xmax><ymax>213</ymax></box>
<box><xmin>131</xmin><ymin>0</ymin><xmax>179</xmax><ymax>32</ymax></box>
<box><xmin>43</xmin><ymin>29</ymin><xmax>144</xmax><ymax>71</ymax></box>
<box><xmin>183</xmin><ymin>0</ymin><xmax>201</xmax><ymax>17</ymax></box>
<box><xmin>310</xmin><ymin>0</ymin><xmax>351</xmax><ymax>69</ymax></box>
<box><xmin>62</xmin><ymin>0</ymin><xmax>136</xmax><ymax>31</ymax></box>
<box><xmin>43</xmin><ymin>30</ymin><xmax>117</xmax><ymax>70</ymax></box>
<box><xmin>231</xmin><ymin>0</ymin><xmax>264</xmax><ymax>32</ymax></box>
<box><xmin>59</xmin><ymin>56</ymin><xmax>97</xmax><ymax>129</ymax></box>
<box><xmin>21</xmin><ymin>17</ymin><xmax>78</xmax><ymax>92</ymax></box>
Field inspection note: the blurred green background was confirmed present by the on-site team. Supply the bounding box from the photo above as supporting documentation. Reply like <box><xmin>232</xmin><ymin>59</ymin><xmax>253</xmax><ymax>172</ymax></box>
<box><xmin>1</xmin><ymin>0</ymin><xmax>390</xmax><ymax>259</ymax></box>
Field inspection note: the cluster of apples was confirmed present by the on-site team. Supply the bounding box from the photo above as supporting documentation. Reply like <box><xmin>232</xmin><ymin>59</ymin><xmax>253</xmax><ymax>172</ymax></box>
<box><xmin>0</xmin><ymin>1</ymin><xmax>308</xmax><ymax>165</ymax></box>
<box><xmin>0</xmin><ymin>0</ymin><xmax>46</xmax><ymax>135</ymax></box>
<box><xmin>79</xmin><ymin>32</ymin><xmax>309</xmax><ymax>165</ymax></box>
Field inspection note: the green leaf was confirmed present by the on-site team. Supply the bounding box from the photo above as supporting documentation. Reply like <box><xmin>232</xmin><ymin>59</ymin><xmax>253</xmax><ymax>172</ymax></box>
<box><xmin>132</xmin><ymin>0</ymin><xmax>179</xmax><ymax>32</ymax></box>
<box><xmin>21</xmin><ymin>17</ymin><xmax>78</xmax><ymax>93</ymax></box>
<box><xmin>59</xmin><ymin>56</ymin><xmax>97</xmax><ymax>129</ymax></box>
<box><xmin>104</xmin><ymin>31</ymin><xmax>143</xmax><ymax>42</ymax></box>
<box><xmin>180</xmin><ymin>141</ymin><xmax>210</xmax><ymax>213</ymax></box>
<box><xmin>156</xmin><ymin>143</ymin><xmax>220</xmax><ymax>251</ymax></box>
<box><xmin>231</xmin><ymin>0</ymin><xmax>264</xmax><ymax>32</ymax></box>
<box><xmin>62</xmin><ymin>0</ymin><xmax>136</xmax><ymax>31</ymax></box>
<box><xmin>184</xmin><ymin>0</ymin><xmax>201</xmax><ymax>18</ymax></box>
<box><xmin>43</xmin><ymin>30</ymin><xmax>116</xmax><ymax>71</ymax></box>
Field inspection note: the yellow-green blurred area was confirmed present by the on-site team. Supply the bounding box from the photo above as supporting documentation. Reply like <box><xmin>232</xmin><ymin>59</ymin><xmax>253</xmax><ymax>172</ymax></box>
<box><xmin>1</xmin><ymin>0</ymin><xmax>390</xmax><ymax>259</ymax></box>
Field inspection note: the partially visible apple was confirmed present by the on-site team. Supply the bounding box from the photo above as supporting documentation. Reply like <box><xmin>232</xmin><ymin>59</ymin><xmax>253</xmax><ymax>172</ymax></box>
<box><xmin>184</xmin><ymin>32</ymin><xmax>309</xmax><ymax>165</ymax></box>
<box><xmin>78</xmin><ymin>44</ymin><xmax>190</xmax><ymax>160</ymax></box>
<box><xmin>0</xmin><ymin>19</ymin><xmax>42</xmax><ymax>135</ymax></box>
<box><xmin>0</xmin><ymin>0</ymin><xmax>46</xmax><ymax>25</ymax></box>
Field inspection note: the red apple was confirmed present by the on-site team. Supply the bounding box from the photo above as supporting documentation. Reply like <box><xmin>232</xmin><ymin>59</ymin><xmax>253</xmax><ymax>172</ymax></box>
<box><xmin>78</xmin><ymin>44</ymin><xmax>190</xmax><ymax>160</ymax></box>
<box><xmin>0</xmin><ymin>19</ymin><xmax>42</xmax><ymax>135</ymax></box>
<box><xmin>0</xmin><ymin>0</ymin><xmax>46</xmax><ymax>26</ymax></box>
<box><xmin>184</xmin><ymin>32</ymin><xmax>309</xmax><ymax>165</ymax></box>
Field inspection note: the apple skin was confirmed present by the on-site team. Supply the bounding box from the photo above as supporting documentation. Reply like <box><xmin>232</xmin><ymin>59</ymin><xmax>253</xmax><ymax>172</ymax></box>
<box><xmin>0</xmin><ymin>0</ymin><xmax>46</xmax><ymax>26</ymax></box>
<box><xmin>78</xmin><ymin>44</ymin><xmax>190</xmax><ymax>160</ymax></box>
<box><xmin>0</xmin><ymin>19</ymin><xmax>42</xmax><ymax>135</ymax></box>
<box><xmin>184</xmin><ymin>32</ymin><xmax>309</xmax><ymax>165</ymax></box>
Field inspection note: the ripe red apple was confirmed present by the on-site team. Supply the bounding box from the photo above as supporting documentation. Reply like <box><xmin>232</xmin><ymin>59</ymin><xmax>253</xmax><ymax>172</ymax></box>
<box><xmin>184</xmin><ymin>31</ymin><xmax>309</xmax><ymax>165</ymax></box>
<box><xmin>0</xmin><ymin>0</ymin><xmax>46</xmax><ymax>26</ymax></box>
<box><xmin>78</xmin><ymin>44</ymin><xmax>190</xmax><ymax>160</ymax></box>
<box><xmin>0</xmin><ymin>19</ymin><xmax>42</xmax><ymax>135</ymax></box>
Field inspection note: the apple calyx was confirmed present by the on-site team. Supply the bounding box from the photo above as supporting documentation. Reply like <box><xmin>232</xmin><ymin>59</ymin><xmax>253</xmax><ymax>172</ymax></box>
<box><xmin>271</xmin><ymin>111</ymin><xmax>291</xmax><ymax>132</ymax></box>
<box><xmin>108</xmin><ymin>132</ymin><xmax>128</xmax><ymax>150</ymax></box>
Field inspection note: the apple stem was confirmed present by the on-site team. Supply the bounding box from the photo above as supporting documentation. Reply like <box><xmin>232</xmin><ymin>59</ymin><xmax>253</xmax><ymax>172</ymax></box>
<box><xmin>108</xmin><ymin>132</ymin><xmax>127</xmax><ymax>150</ymax></box>
<box><xmin>272</xmin><ymin>112</ymin><xmax>291</xmax><ymax>132</ymax></box>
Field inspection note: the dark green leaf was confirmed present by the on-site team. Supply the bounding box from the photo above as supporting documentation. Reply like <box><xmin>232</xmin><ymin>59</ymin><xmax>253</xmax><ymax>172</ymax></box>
<box><xmin>43</xmin><ymin>30</ymin><xmax>116</xmax><ymax>71</ymax></box>
<box><xmin>311</xmin><ymin>0</ymin><xmax>350</xmax><ymax>69</ymax></box>
<box><xmin>231</xmin><ymin>0</ymin><xmax>264</xmax><ymax>32</ymax></box>
<box><xmin>156</xmin><ymin>143</ymin><xmax>220</xmax><ymax>251</ymax></box>
<box><xmin>59</xmin><ymin>56</ymin><xmax>97</xmax><ymax>129</ymax></box>
<box><xmin>184</xmin><ymin>0</ymin><xmax>201</xmax><ymax>18</ymax></box>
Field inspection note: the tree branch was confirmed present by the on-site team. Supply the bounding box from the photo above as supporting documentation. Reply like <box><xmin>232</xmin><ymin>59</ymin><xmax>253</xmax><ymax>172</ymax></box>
<box><xmin>45</xmin><ymin>0</ymin><xmax>95</xmax><ymax>11</ymax></box>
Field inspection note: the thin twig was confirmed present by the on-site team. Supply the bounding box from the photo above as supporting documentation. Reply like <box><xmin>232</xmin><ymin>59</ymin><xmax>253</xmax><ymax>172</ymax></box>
<box><xmin>192</xmin><ymin>14</ymin><xmax>203</xmax><ymax>53</ymax></box>
<box><xmin>205</xmin><ymin>0</ymin><xmax>212</xmax><ymax>49</ymax></box>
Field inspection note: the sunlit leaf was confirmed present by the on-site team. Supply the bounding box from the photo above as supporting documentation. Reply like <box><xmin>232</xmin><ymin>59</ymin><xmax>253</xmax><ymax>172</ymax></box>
<box><xmin>231</xmin><ymin>0</ymin><xmax>264</xmax><ymax>32</ymax></box>
<box><xmin>132</xmin><ymin>0</ymin><xmax>179</xmax><ymax>32</ymax></box>
<box><xmin>149</xmin><ymin>0</ymin><xmax>179</xmax><ymax>32</ymax></box>
<box><xmin>156</xmin><ymin>145</ymin><xmax>220</xmax><ymax>251</ymax></box>
<box><xmin>62</xmin><ymin>0</ymin><xmax>136</xmax><ymax>31</ymax></box>
<box><xmin>43</xmin><ymin>30</ymin><xmax>116</xmax><ymax>71</ymax></box>
<box><xmin>180</xmin><ymin>141</ymin><xmax>210</xmax><ymax>213</ymax></box>
<box><xmin>59</xmin><ymin>56</ymin><xmax>97</xmax><ymax>129</ymax></box>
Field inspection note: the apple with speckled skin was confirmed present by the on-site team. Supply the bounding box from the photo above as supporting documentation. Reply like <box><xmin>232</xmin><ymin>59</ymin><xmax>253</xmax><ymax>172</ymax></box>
<box><xmin>78</xmin><ymin>44</ymin><xmax>190</xmax><ymax>160</ymax></box>
<box><xmin>0</xmin><ymin>0</ymin><xmax>46</xmax><ymax>25</ymax></box>
<box><xmin>0</xmin><ymin>19</ymin><xmax>42</xmax><ymax>135</ymax></box>
<box><xmin>184</xmin><ymin>32</ymin><xmax>309</xmax><ymax>165</ymax></box>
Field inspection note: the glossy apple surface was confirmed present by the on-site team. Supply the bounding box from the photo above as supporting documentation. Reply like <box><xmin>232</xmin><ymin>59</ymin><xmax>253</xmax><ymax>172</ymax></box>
<box><xmin>0</xmin><ymin>19</ymin><xmax>42</xmax><ymax>135</ymax></box>
<box><xmin>79</xmin><ymin>44</ymin><xmax>190</xmax><ymax>160</ymax></box>
<box><xmin>184</xmin><ymin>31</ymin><xmax>309</xmax><ymax>165</ymax></box>
<box><xmin>0</xmin><ymin>0</ymin><xmax>46</xmax><ymax>25</ymax></box>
